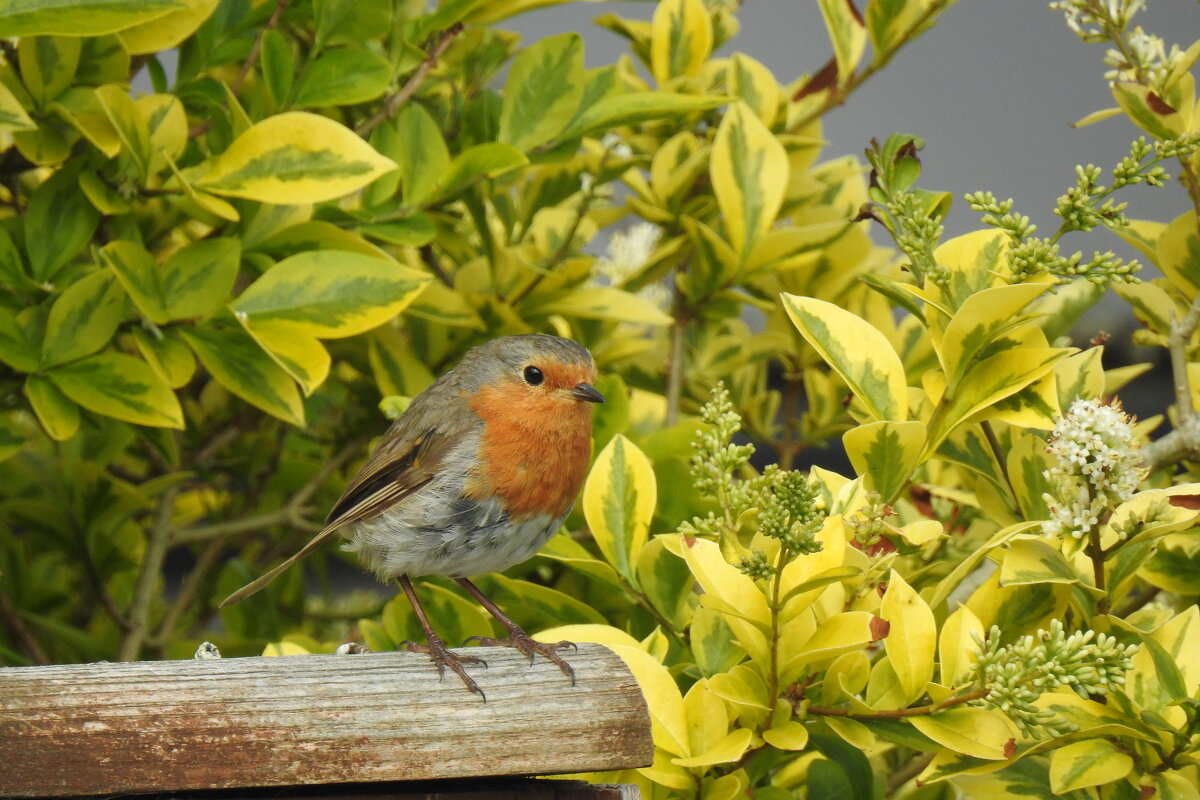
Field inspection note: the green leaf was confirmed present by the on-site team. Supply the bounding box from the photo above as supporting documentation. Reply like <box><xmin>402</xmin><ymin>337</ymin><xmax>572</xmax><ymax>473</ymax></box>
<box><xmin>230</xmin><ymin>249</ymin><xmax>430</xmax><ymax>339</ymax></box>
<box><xmin>95</xmin><ymin>82</ymin><xmax>151</xmax><ymax>177</ymax></box>
<box><xmin>48</xmin><ymin>352</ymin><xmax>183</xmax><ymax>428</ymax></box>
<box><xmin>26</xmin><ymin>164</ymin><xmax>100</xmax><ymax>281</ymax></box>
<box><xmin>0</xmin><ymin>412</ymin><xmax>26</xmax><ymax>463</ymax></box>
<box><xmin>583</xmin><ymin>435</ymin><xmax>656</xmax><ymax>587</ymax></box>
<box><xmin>635</xmin><ymin>535</ymin><xmax>695</xmax><ymax>630</ymax></box>
<box><xmin>483</xmin><ymin>573</ymin><xmax>607</xmax><ymax>629</ymax></box>
<box><xmin>403</xmin><ymin>280</ymin><xmax>485</xmax><ymax>330</ymax></box>
<box><xmin>0</xmin><ymin>0</ymin><xmax>184</xmax><ymax>37</ymax></box>
<box><xmin>313</xmin><ymin>0</ymin><xmax>392</xmax><ymax>48</ymax></box>
<box><xmin>293</xmin><ymin>47</ymin><xmax>392</xmax><ymax>108</ymax></box>
<box><xmin>439</xmin><ymin>142</ymin><xmax>529</xmax><ymax>197</ymax></box>
<box><xmin>260</xmin><ymin>29</ymin><xmax>295</xmax><ymax>107</ymax></box>
<box><xmin>386</xmin><ymin>103</ymin><xmax>449</xmax><ymax>207</ymax></box>
<box><xmin>24</xmin><ymin>374</ymin><xmax>80</xmax><ymax>441</ymax></box>
<box><xmin>197</xmin><ymin>112</ymin><xmax>397</xmax><ymax>204</ymax></box>
<box><xmin>181</xmin><ymin>322</ymin><xmax>305</xmax><ymax>425</ymax></box>
<box><xmin>499</xmin><ymin>32</ymin><xmax>585</xmax><ymax>151</ymax></box>
<box><xmin>160</xmin><ymin>238</ymin><xmax>241</xmax><ymax>320</ymax></box>
<box><xmin>556</xmin><ymin>92</ymin><xmax>726</xmax><ymax>141</ymax></box>
<box><xmin>18</xmin><ymin>36</ymin><xmax>79</xmax><ymax>107</ymax></box>
<box><xmin>0</xmin><ymin>75</ymin><xmax>36</xmax><ymax>131</ymax></box>
<box><xmin>711</xmin><ymin>102</ymin><xmax>788</xmax><ymax>263</ymax></box>
<box><xmin>0</xmin><ymin>306</ymin><xmax>39</xmax><ymax>371</ymax></box>
<box><xmin>41</xmin><ymin>270</ymin><xmax>126</xmax><ymax>368</ymax></box>
<box><xmin>783</xmin><ymin>294</ymin><xmax>908</xmax><ymax>422</ymax></box>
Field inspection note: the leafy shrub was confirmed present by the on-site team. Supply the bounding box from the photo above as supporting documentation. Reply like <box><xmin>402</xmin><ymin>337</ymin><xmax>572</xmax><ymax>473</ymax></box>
<box><xmin>3</xmin><ymin>0</ymin><xmax>1200</xmax><ymax>798</ymax></box>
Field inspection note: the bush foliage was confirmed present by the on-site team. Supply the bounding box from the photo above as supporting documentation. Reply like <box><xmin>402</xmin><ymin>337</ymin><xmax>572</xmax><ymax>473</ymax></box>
<box><xmin>3</xmin><ymin>0</ymin><xmax>1200</xmax><ymax>798</ymax></box>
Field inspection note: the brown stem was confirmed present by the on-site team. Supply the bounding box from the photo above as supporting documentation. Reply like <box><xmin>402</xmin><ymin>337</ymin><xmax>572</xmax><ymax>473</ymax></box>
<box><xmin>189</xmin><ymin>0</ymin><xmax>288</xmax><ymax>139</ymax></box>
<box><xmin>807</xmin><ymin>687</ymin><xmax>989</xmax><ymax>719</ymax></box>
<box><xmin>419</xmin><ymin>245</ymin><xmax>455</xmax><ymax>288</ymax></box>
<box><xmin>117</xmin><ymin>487</ymin><xmax>178</xmax><ymax>661</ymax></box>
<box><xmin>356</xmin><ymin>23</ymin><xmax>464</xmax><ymax>138</ymax></box>
<box><xmin>666</xmin><ymin>284</ymin><xmax>688</xmax><ymax>426</ymax></box>
<box><xmin>0</xmin><ymin>583</ymin><xmax>50</xmax><ymax>665</ymax></box>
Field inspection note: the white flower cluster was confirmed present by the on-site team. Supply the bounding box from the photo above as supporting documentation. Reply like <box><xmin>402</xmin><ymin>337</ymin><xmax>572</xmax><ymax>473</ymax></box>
<box><xmin>1040</xmin><ymin>398</ymin><xmax>1145</xmax><ymax>540</ymax></box>
<box><xmin>1103</xmin><ymin>27</ymin><xmax>1184</xmax><ymax>87</ymax></box>
<box><xmin>593</xmin><ymin>222</ymin><xmax>669</xmax><ymax>310</ymax></box>
<box><xmin>1051</xmin><ymin>0</ymin><xmax>1144</xmax><ymax>41</ymax></box>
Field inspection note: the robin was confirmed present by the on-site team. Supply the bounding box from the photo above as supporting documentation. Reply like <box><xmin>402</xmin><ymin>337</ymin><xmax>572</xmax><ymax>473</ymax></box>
<box><xmin>221</xmin><ymin>334</ymin><xmax>605</xmax><ymax>698</ymax></box>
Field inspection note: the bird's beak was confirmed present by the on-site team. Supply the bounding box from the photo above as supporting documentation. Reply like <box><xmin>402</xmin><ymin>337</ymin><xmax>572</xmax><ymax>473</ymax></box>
<box><xmin>571</xmin><ymin>383</ymin><xmax>605</xmax><ymax>403</ymax></box>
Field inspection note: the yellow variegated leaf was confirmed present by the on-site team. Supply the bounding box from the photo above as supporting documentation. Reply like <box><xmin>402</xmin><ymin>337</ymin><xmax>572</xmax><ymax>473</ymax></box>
<box><xmin>605</xmin><ymin>642</ymin><xmax>689</xmax><ymax>757</ymax></box>
<box><xmin>899</xmin><ymin>520</ymin><xmax>944</xmax><ymax>546</ymax></box>
<box><xmin>762</xmin><ymin>720</ymin><xmax>809</xmax><ymax>750</ymax></box>
<box><xmin>671</xmin><ymin>728</ymin><xmax>752</xmax><ymax>768</ymax></box>
<box><xmin>198</xmin><ymin>112</ymin><xmax>397</xmax><ymax>203</ymax></box>
<box><xmin>926</xmin><ymin>344</ymin><xmax>1070</xmax><ymax>454</ymax></box>
<box><xmin>881</xmin><ymin>571</ymin><xmax>935</xmax><ymax>704</ymax></box>
<box><xmin>780</xmin><ymin>515</ymin><xmax>848</xmax><ymax>613</ymax></box>
<box><xmin>707</xmin><ymin>663</ymin><xmax>770</xmax><ymax>710</ymax></box>
<box><xmin>681</xmin><ymin>537</ymin><xmax>770</xmax><ymax>663</ymax></box>
<box><xmin>1157</xmin><ymin>211</ymin><xmax>1200</xmax><ymax>296</ymax></box>
<box><xmin>908</xmin><ymin>707</ymin><xmax>1019</xmax><ymax>760</ymax></box>
<box><xmin>712</xmin><ymin>102</ymin><xmax>788</xmax><ymax>263</ymax></box>
<box><xmin>782</xmin><ymin>611</ymin><xmax>878</xmax><ymax>680</ymax></box>
<box><xmin>25</xmin><ymin>374</ymin><xmax>80</xmax><ymax>441</ymax></box>
<box><xmin>583</xmin><ymin>435</ymin><xmax>656</xmax><ymax>586</ymax></box>
<box><xmin>999</xmin><ymin>537</ymin><xmax>1087</xmax><ymax>589</ymax></box>
<box><xmin>938</xmin><ymin>605</ymin><xmax>983</xmax><ymax>688</ymax></box>
<box><xmin>539</xmin><ymin>286</ymin><xmax>673</xmax><ymax>326</ymax></box>
<box><xmin>825</xmin><ymin>716</ymin><xmax>874</xmax><ymax>750</ymax></box>
<box><xmin>499</xmin><ymin>32</ymin><xmax>585</xmax><ymax>151</ymax></box>
<box><xmin>817</xmin><ymin>0</ymin><xmax>866</xmax><ymax>83</ymax></box>
<box><xmin>1055</xmin><ymin>347</ymin><xmax>1105</xmax><ymax>408</ymax></box>
<box><xmin>842</xmin><ymin>420</ymin><xmax>925</xmax><ymax>502</ymax></box>
<box><xmin>929</xmin><ymin>230</ymin><xmax>1009</xmax><ymax>309</ymax></box>
<box><xmin>230</xmin><ymin>250</ymin><xmax>430</xmax><ymax>339</ymax></box>
<box><xmin>650</xmin><ymin>0</ymin><xmax>712</xmax><ymax>83</ymax></box>
<box><xmin>783</xmin><ymin>295</ymin><xmax>908</xmax><ymax>422</ymax></box>
<box><xmin>238</xmin><ymin>318</ymin><xmax>330</xmax><ymax>396</ymax></box>
<box><xmin>181</xmin><ymin>323</ymin><xmax>305</xmax><ymax>426</ymax></box>
<box><xmin>1</xmin><ymin>0</ymin><xmax>180</xmax><ymax>36</ymax></box>
<box><xmin>116</xmin><ymin>0</ymin><xmax>218</xmax><ymax>54</ymax></box>
<box><xmin>937</xmin><ymin>283</ymin><xmax>1049</xmax><ymax>392</ymax></box>
<box><xmin>48</xmin><ymin>352</ymin><xmax>184</xmax><ymax>429</ymax></box>
<box><xmin>682</xmin><ymin>679</ymin><xmax>729</xmax><ymax>763</ymax></box>
<box><xmin>1049</xmin><ymin>739</ymin><xmax>1133</xmax><ymax>794</ymax></box>
<box><xmin>1113</xmin><ymin>81</ymin><xmax>1187</xmax><ymax>140</ymax></box>
<box><xmin>727</xmin><ymin>52</ymin><xmax>778</xmax><ymax>126</ymax></box>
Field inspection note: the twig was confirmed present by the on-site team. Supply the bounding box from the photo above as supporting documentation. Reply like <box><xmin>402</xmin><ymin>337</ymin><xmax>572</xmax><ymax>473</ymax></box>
<box><xmin>665</xmin><ymin>280</ymin><xmax>689</xmax><ymax>426</ymax></box>
<box><xmin>1141</xmin><ymin>292</ymin><xmax>1200</xmax><ymax>472</ymax></box>
<box><xmin>117</xmin><ymin>487</ymin><xmax>178</xmax><ymax>661</ymax></box>
<box><xmin>356</xmin><ymin>23</ymin><xmax>464</xmax><ymax>138</ymax></box>
<box><xmin>887</xmin><ymin>753</ymin><xmax>936</xmax><ymax>795</ymax></box>
<box><xmin>807</xmin><ymin>687</ymin><xmax>989</xmax><ymax>719</ymax></box>
<box><xmin>189</xmin><ymin>0</ymin><xmax>289</xmax><ymax>139</ymax></box>
<box><xmin>0</xmin><ymin>583</ymin><xmax>50</xmax><ymax>665</ymax></box>
<box><xmin>419</xmin><ymin>245</ymin><xmax>455</xmax><ymax>288</ymax></box>
<box><xmin>150</xmin><ymin>536</ymin><xmax>228</xmax><ymax>652</ymax></box>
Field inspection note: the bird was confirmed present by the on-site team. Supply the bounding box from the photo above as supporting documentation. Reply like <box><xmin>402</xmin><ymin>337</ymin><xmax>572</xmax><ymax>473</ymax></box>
<box><xmin>221</xmin><ymin>334</ymin><xmax>605</xmax><ymax>698</ymax></box>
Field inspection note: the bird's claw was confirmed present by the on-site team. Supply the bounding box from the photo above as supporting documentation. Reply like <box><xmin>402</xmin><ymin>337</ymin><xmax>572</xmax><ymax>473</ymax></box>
<box><xmin>402</xmin><ymin>636</ymin><xmax>488</xmax><ymax>699</ymax></box>
<box><xmin>464</xmin><ymin>632</ymin><xmax>577</xmax><ymax>685</ymax></box>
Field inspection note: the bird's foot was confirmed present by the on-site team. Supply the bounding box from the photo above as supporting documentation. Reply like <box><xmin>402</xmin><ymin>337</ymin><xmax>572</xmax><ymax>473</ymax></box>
<box><xmin>465</xmin><ymin>630</ymin><xmax>577</xmax><ymax>685</ymax></box>
<box><xmin>402</xmin><ymin>634</ymin><xmax>488</xmax><ymax>699</ymax></box>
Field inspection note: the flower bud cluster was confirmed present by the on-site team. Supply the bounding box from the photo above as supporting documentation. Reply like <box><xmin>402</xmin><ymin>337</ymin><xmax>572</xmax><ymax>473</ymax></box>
<box><xmin>885</xmin><ymin>192</ymin><xmax>948</xmax><ymax>285</ymax></box>
<box><xmin>973</xmin><ymin>620</ymin><xmax>1139</xmax><ymax>738</ymax></box>
<box><xmin>1040</xmin><ymin>398</ymin><xmax>1146</xmax><ymax>541</ymax></box>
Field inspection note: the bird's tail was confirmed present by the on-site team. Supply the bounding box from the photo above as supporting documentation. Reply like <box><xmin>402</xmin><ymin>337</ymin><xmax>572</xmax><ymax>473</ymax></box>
<box><xmin>219</xmin><ymin>524</ymin><xmax>340</xmax><ymax>607</ymax></box>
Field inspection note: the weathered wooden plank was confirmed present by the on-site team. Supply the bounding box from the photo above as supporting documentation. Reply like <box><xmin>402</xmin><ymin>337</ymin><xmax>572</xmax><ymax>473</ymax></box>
<box><xmin>0</xmin><ymin>643</ymin><xmax>652</xmax><ymax>798</ymax></box>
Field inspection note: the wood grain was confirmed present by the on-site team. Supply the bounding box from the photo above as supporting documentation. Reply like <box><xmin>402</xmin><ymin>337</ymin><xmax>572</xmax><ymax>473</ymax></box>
<box><xmin>0</xmin><ymin>643</ymin><xmax>652</xmax><ymax>798</ymax></box>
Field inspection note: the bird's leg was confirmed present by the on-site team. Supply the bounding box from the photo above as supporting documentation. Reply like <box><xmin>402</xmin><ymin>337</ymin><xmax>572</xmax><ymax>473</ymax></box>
<box><xmin>398</xmin><ymin>575</ymin><xmax>487</xmax><ymax>698</ymax></box>
<box><xmin>455</xmin><ymin>577</ymin><xmax>577</xmax><ymax>685</ymax></box>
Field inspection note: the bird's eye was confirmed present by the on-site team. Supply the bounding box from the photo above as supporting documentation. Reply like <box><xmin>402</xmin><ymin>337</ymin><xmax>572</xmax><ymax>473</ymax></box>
<box><xmin>523</xmin><ymin>365</ymin><xmax>544</xmax><ymax>386</ymax></box>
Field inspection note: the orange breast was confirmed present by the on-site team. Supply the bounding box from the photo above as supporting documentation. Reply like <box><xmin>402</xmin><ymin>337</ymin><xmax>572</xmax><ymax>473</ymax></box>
<box><xmin>466</xmin><ymin>379</ymin><xmax>594</xmax><ymax>520</ymax></box>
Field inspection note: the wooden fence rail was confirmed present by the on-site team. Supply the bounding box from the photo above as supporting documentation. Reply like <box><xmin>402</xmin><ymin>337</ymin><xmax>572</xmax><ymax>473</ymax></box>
<box><xmin>0</xmin><ymin>643</ymin><xmax>652</xmax><ymax>798</ymax></box>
